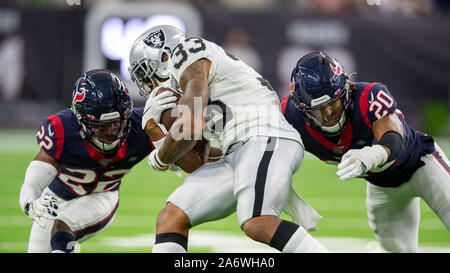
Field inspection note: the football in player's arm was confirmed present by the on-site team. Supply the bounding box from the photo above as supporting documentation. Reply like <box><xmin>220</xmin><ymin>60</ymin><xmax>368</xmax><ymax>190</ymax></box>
<box><xmin>283</xmin><ymin>52</ymin><xmax>450</xmax><ymax>252</ymax></box>
<box><xmin>18</xmin><ymin>69</ymin><xmax>205</xmax><ymax>253</ymax></box>
<box><xmin>140</xmin><ymin>87</ymin><xmax>217</xmax><ymax>174</ymax></box>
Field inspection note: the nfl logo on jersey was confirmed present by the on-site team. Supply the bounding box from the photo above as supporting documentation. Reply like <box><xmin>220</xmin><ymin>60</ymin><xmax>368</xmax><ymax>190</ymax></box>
<box><xmin>100</xmin><ymin>158</ymin><xmax>113</xmax><ymax>166</ymax></box>
<box><xmin>333</xmin><ymin>146</ymin><xmax>345</xmax><ymax>154</ymax></box>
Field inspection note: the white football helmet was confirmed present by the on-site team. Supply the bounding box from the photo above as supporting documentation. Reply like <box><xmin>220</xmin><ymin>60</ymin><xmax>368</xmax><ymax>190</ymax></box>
<box><xmin>128</xmin><ymin>25</ymin><xmax>185</xmax><ymax>97</ymax></box>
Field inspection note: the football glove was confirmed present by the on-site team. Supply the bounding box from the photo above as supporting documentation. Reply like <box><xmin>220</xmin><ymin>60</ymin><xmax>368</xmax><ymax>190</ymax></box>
<box><xmin>142</xmin><ymin>88</ymin><xmax>177</xmax><ymax>129</ymax></box>
<box><xmin>336</xmin><ymin>145</ymin><xmax>388</xmax><ymax>181</ymax></box>
<box><xmin>25</xmin><ymin>194</ymin><xmax>59</xmax><ymax>228</ymax></box>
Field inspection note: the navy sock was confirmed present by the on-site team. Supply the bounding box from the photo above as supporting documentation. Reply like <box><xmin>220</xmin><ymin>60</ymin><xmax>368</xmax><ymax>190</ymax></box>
<box><xmin>51</xmin><ymin>232</ymin><xmax>76</xmax><ymax>253</ymax></box>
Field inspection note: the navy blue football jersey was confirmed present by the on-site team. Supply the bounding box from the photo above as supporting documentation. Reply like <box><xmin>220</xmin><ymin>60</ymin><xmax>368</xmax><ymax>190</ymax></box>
<box><xmin>282</xmin><ymin>82</ymin><xmax>435</xmax><ymax>187</ymax></box>
<box><xmin>35</xmin><ymin>108</ymin><xmax>154</xmax><ymax>200</ymax></box>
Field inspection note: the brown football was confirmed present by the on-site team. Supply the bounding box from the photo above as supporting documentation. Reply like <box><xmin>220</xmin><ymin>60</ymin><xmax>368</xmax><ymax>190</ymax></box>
<box><xmin>155</xmin><ymin>87</ymin><xmax>181</xmax><ymax>130</ymax></box>
<box><xmin>156</xmin><ymin>87</ymin><xmax>211</xmax><ymax>160</ymax></box>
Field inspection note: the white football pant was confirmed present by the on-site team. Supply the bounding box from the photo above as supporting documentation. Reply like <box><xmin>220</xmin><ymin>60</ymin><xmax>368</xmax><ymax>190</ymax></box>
<box><xmin>366</xmin><ymin>142</ymin><xmax>450</xmax><ymax>252</ymax></box>
<box><xmin>168</xmin><ymin>136</ymin><xmax>304</xmax><ymax>228</ymax></box>
<box><xmin>27</xmin><ymin>188</ymin><xmax>119</xmax><ymax>253</ymax></box>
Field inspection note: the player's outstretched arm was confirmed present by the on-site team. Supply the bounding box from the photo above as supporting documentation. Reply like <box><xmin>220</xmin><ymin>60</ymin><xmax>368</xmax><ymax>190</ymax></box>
<box><xmin>337</xmin><ymin>113</ymin><xmax>404</xmax><ymax>180</ymax></box>
<box><xmin>371</xmin><ymin>113</ymin><xmax>404</xmax><ymax>156</ymax></box>
<box><xmin>19</xmin><ymin>149</ymin><xmax>60</xmax><ymax>228</ymax></box>
<box><xmin>156</xmin><ymin>59</ymin><xmax>211</xmax><ymax>166</ymax></box>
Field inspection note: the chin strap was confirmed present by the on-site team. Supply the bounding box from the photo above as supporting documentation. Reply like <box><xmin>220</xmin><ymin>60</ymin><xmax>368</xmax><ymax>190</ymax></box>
<box><xmin>321</xmin><ymin>111</ymin><xmax>346</xmax><ymax>134</ymax></box>
<box><xmin>91</xmin><ymin>137</ymin><xmax>120</xmax><ymax>151</ymax></box>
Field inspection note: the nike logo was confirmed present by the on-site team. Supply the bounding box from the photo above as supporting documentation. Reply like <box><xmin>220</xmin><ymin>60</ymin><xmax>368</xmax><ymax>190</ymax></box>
<box><xmin>48</xmin><ymin>124</ymin><xmax>54</xmax><ymax>137</ymax></box>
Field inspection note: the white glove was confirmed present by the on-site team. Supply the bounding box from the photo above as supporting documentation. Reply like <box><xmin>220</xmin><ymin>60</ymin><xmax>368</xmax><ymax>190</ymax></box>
<box><xmin>336</xmin><ymin>145</ymin><xmax>388</xmax><ymax>181</ymax></box>
<box><xmin>142</xmin><ymin>88</ymin><xmax>177</xmax><ymax>129</ymax></box>
<box><xmin>25</xmin><ymin>194</ymin><xmax>59</xmax><ymax>228</ymax></box>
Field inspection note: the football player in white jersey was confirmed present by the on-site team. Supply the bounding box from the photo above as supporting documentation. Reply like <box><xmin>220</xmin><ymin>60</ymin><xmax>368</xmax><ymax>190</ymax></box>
<box><xmin>129</xmin><ymin>25</ymin><xmax>328</xmax><ymax>253</ymax></box>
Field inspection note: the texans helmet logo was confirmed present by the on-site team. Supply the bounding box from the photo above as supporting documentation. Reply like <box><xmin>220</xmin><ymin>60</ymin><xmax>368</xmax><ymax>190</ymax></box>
<box><xmin>329</xmin><ymin>62</ymin><xmax>345</xmax><ymax>76</ymax></box>
<box><xmin>290</xmin><ymin>80</ymin><xmax>295</xmax><ymax>92</ymax></box>
<box><xmin>72</xmin><ymin>86</ymin><xmax>87</xmax><ymax>104</ymax></box>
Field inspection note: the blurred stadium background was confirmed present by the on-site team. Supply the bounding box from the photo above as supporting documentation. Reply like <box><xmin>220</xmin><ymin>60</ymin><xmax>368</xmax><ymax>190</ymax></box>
<box><xmin>0</xmin><ymin>0</ymin><xmax>449</xmax><ymax>253</ymax></box>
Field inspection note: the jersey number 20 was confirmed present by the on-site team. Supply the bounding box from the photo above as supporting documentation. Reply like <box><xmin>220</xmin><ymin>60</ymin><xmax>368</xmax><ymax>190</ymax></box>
<box><xmin>369</xmin><ymin>90</ymin><xmax>394</xmax><ymax>120</ymax></box>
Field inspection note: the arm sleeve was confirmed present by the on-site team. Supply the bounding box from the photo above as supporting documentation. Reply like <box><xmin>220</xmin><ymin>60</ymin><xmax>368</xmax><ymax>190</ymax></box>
<box><xmin>19</xmin><ymin>160</ymin><xmax>58</xmax><ymax>213</ymax></box>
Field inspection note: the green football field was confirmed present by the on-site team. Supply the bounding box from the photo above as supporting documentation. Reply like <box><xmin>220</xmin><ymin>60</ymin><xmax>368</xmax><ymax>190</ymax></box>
<box><xmin>0</xmin><ymin>130</ymin><xmax>449</xmax><ymax>253</ymax></box>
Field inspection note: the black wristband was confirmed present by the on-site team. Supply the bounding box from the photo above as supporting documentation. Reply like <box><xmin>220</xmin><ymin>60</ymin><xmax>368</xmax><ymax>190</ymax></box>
<box><xmin>378</xmin><ymin>130</ymin><xmax>404</xmax><ymax>162</ymax></box>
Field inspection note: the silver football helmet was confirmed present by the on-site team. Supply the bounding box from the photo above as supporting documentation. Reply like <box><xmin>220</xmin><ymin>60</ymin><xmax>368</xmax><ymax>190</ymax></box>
<box><xmin>128</xmin><ymin>25</ymin><xmax>185</xmax><ymax>97</ymax></box>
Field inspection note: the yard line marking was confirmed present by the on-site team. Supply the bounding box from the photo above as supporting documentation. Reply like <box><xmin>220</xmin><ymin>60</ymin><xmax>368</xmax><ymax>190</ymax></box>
<box><xmin>0</xmin><ymin>242</ymin><xmax>28</xmax><ymax>252</ymax></box>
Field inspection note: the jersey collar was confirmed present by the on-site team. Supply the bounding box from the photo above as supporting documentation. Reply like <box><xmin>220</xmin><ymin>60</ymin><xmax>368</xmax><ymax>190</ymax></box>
<box><xmin>84</xmin><ymin>140</ymin><xmax>128</xmax><ymax>166</ymax></box>
<box><xmin>304</xmin><ymin>120</ymin><xmax>352</xmax><ymax>155</ymax></box>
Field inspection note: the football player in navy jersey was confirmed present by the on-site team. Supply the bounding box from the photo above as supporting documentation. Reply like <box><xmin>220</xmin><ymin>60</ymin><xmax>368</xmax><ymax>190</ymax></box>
<box><xmin>18</xmin><ymin>69</ymin><xmax>202</xmax><ymax>253</ymax></box>
<box><xmin>282</xmin><ymin>52</ymin><xmax>450</xmax><ymax>252</ymax></box>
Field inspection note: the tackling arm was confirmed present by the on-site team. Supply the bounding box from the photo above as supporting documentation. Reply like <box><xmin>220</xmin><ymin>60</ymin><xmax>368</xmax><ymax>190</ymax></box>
<box><xmin>19</xmin><ymin>149</ymin><xmax>60</xmax><ymax>227</ymax></box>
<box><xmin>156</xmin><ymin>58</ymin><xmax>211</xmax><ymax>165</ymax></box>
<box><xmin>19</xmin><ymin>149</ymin><xmax>60</xmax><ymax>211</ymax></box>
<box><xmin>372</xmin><ymin>113</ymin><xmax>404</xmax><ymax>161</ymax></box>
<box><xmin>337</xmin><ymin>113</ymin><xmax>404</xmax><ymax>180</ymax></box>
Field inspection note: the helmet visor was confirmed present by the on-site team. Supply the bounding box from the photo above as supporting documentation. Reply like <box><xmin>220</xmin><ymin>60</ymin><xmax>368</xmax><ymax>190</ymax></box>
<box><xmin>88</xmin><ymin>118</ymin><xmax>124</xmax><ymax>145</ymax></box>
<box><xmin>305</xmin><ymin>97</ymin><xmax>344</xmax><ymax>128</ymax></box>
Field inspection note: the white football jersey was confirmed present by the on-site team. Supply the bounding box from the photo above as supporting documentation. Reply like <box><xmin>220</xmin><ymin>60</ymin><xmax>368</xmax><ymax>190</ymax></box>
<box><xmin>169</xmin><ymin>37</ymin><xmax>302</xmax><ymax>152</ymax></box>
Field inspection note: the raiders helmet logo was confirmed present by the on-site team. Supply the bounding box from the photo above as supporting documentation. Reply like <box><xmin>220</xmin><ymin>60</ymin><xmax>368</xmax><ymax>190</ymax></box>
<box><xmin>143</xmin><ymin>29</ymin><xmax>165</xmax><ymax>49</ymax></box>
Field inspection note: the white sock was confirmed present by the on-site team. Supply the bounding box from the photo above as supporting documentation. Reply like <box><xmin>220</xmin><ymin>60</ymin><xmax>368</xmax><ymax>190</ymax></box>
<box><xmin>152</xmin><ymin>242</ymin><xmax>187</xmax><ymax>253</ymax></box>
<box><xmin>282</xmin><ymin>226</ymin><xmax>329</xmax><ymax>253</ymax></box>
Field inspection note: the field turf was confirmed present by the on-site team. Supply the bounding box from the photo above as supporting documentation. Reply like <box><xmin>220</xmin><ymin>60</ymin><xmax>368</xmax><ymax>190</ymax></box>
<box><xmin>0</xmin><ymin>130</ymin><xmax>449</xmax><ymax>253</ymax></box>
